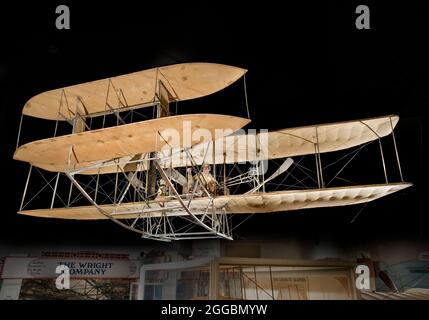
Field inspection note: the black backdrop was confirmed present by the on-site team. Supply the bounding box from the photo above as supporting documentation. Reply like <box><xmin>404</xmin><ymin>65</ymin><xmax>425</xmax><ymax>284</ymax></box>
<box><xmin>0</xmin><ymin>1</ymin><xmax>426</xmax><ymax>247</ymax></box>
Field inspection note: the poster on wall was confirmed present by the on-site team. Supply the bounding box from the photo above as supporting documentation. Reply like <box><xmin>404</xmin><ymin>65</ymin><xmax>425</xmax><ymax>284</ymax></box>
<box><xmin>1</xmin><ymin>257</ymin><xmax>141</xmax><ymax>279</ymax></box>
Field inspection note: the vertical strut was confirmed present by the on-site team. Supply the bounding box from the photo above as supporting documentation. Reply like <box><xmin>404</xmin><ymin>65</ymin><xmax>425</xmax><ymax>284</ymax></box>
<box><xmin>114</xmin><ymin>165</ymin><xmax>119</xmax><ymax>203</ymax></box>
<box><xmin>53</xmin><ymin>118</ymin><xmax>59</xmax><ymax>137</ymax></box>
<box><xmin>16</xmin><ymin>113</ymin><xmax>24</xmax><ymax>149</ymax></box>
<box><xmin>20</xmin><ymin>165</ymin><xmax>33</xmax><ymax>211</ymax></box>
<box><xmin>51</xmin><ymin>173</ymin><xmax>60</xmax><ymax>209</ymax></box>
<box><xmin>314</xmin><ymin>144</ymin><xmax>321</xmax><ymax>188</ymax></box>
<box><xmin>94</xmin><ymin>170</ymin><xmax>100</xmax><ymax>203</ymax></box>
<box><xmin>223</xmin><ymin>153</ymin><xmax>227</xmax><ymax>192</ymax></box>
<box><xmin>254</xmin><ymin>134</ymin><xmax>259</xmax><ymax>188</ymax></box>
<box><xmin>389</xmin><ymin>116</ymin><xmax>404</xmax><ymax>182</ymax></box>
<box><xmin>378</xmin><ymin>138</ymin><xmax>389</xmax><ymax>184</ymax></box>
<box><xmin>256</xmin><ymin>133</ymin><xmax>265</xmax><ymax>192</ymax></box>
<box><xmin>243</xmin><ymin>74</ymin><xmax>250</xmax><ymax>119</ymax></box>
<box><xmin>212</xmin><ymin>141</ymin><xmax>216</xmax><ymax>183</ymax></box>
<box><xmin>315</xmin><ymin>126</ymin><xmax>324</xmax><ymax>188</ymax></box>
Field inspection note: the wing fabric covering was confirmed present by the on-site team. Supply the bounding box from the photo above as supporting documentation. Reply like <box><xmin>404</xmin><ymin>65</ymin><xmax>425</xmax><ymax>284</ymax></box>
<box><xmin>22</xmin><ymin>63</ymin><xmax>247</xmax><ymax>120</ymax></box>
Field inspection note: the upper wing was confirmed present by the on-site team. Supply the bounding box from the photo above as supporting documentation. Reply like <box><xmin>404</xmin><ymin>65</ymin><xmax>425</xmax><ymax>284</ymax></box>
<box><xmin>22</xmin><ymin>63</ymin><xmax>247</xmax><ymax>121</ymax></box>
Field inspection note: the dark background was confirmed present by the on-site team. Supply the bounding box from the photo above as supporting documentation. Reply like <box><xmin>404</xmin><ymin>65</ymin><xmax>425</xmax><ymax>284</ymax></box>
<box><xmin>0</xmin><ymin>1</ymin><xmax>426</xmax><ymax>247</ymax></box>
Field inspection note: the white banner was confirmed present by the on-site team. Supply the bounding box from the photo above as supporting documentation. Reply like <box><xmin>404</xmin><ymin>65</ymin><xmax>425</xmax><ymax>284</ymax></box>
<box><xmin>1</xmin><ymin>257</ymin><xmax>141</xmax><ymax>279</ymax></box>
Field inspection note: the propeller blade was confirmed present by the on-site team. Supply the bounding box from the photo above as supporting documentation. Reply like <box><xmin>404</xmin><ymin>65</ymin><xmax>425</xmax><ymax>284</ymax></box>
<box><xmin>247</xmin><ymin>158</ymin><xmax>294</xmax><ymax>193</ymax></box>
<box><xmin>165</xmin><ymin>168</ymin><xmax>187</xmax><ymax>186</ymax></box>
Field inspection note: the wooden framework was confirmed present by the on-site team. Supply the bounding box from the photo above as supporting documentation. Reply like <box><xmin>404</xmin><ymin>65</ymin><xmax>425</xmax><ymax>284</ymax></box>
<box><xmin>13</xmin><ymin>62</ymin><xmax>412</xmax><ymax>241</ymax></box>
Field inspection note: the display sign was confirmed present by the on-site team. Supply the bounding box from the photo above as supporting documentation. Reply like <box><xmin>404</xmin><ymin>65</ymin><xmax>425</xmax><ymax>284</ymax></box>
<box><xmin>1</xmin><ymin>257</ymin><xmax>141</xmax><ymax>279</ymax></box>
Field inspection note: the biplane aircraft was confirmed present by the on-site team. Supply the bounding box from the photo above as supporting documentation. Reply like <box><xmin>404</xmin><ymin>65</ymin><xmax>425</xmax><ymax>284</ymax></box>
<box><xmin>13</xmin><ymin>63</ymin><xmax>412</xmax><ymax>241</ymax></box>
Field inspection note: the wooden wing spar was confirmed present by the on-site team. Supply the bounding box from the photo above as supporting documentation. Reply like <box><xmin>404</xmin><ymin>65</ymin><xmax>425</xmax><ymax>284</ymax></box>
<box><xmin>14</xmin><ymin>62</ymin><xmax>412</xmax><ymax>241</ymax></box>
<box><xmin>22</xmin><ymin>63</ymin><xmax>247</xmax><ymax>121</ymax></box>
